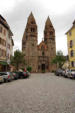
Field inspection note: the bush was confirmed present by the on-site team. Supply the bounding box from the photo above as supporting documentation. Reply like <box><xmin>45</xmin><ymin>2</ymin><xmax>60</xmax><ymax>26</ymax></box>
<box><xmin>27</xmin><ymin>66</ymin><xmax>32</xmax><ymax>72</ymax></box>
<box><xmin>52</xmin><ymin>70</ymin><xmax>55</xmax><ymax>73</ymax></box>
<box><xmin>42</xmin><ymin>70</ymin><xmax>45</xmax><ymax>73</ymax></box>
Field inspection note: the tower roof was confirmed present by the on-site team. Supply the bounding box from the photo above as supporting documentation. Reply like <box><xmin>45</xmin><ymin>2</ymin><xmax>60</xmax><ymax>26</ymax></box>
<box><xmin>45</xmin><ymin>16</ymin><xmax>53</xmax><ymax>26</ymax></box>
<box><xmin>0</xmin><ymin>14</ymin><xmax>13</xmax><ymax>36</ymax></box>
<box><xmin>29</xmin><ymin>12</ymin><xmax>34</xmax><ymax>18</ymax></box>
<box><xmin>27</xmin><ymin>12</ymin><xmax>36</xmax><ymax>24</ymax></box>
<box><xmin>37</xmin><ymin>41</ymin><xmax>47</xmax><ymax>50</ymax></box>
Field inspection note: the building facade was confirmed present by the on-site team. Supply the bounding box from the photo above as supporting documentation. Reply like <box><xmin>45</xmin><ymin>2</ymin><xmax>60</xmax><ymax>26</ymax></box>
<box><xmin>22</xmin><ymin>13</ymin><xmax>56</xmax><ymax>72</ymax></box>
<box><xmin>66</xmin><ymin>20</ymin><xmax>75</xmax><ymax>70</ymax></box>
<box><xmin>0</xmin><ymin>15</ymin><xmax>14</xmax><ymax>71</ymax></box>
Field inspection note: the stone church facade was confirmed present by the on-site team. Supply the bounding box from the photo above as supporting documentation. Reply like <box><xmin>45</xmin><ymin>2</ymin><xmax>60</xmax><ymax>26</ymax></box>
<box><xmin>22</xmin><ymin>12</ymin><xmax>56</xmax><ymax>72</ymax></box>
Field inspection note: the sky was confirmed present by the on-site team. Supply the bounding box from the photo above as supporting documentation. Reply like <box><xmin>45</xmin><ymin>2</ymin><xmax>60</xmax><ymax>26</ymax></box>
<box><xmin>0</xmin><ymin>0</ymin><xmax>75</xmax><ymax>55</ymax></box>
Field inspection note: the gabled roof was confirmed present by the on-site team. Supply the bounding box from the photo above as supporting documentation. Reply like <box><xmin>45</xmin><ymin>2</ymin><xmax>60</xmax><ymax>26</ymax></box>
<box><xmin>0</xmin><ymin>14</ymin><xmax>13</xmax><ymax>36</ymax></box>
<box><xmin>37</xmin><ymin>41</ymin><xmax>47</xmax><ymax>50</ymax></box>
<box><xmin>66</xmin><ymin>20</ymin><xmax>75</xmax><ymax>34</ymax></box>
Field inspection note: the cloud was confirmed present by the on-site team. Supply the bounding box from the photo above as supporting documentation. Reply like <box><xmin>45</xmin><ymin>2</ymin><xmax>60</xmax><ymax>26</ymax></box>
<box><xmin>0</xmin><ymin>0</ymin><xmax>16</xmax><ymax>13</ymax></box>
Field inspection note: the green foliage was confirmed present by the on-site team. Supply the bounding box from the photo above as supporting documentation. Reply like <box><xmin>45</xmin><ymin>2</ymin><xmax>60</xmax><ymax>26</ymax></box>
<box><xmin>10</xmin><ymin>50</ymin><xmax>25</xmax><ymax>70</ymax></box>
<box><xmin>52</xmin><ymin>50</ymin><xmax>66</xmax><ymax>68</ymax></box>
<box><xmin>42</xmin><ymin>70</ymin><xmax>45</xmax><ymax>73</ymax></box>
<box><xmin>21</xmin><ymin>67</ymin><xmax>25</xmax><ymax>71</ymax></box>
<box><xmin>27</xmin><ymin>66</ymin><xmax>32</xmax><ymax>72</ymax></box>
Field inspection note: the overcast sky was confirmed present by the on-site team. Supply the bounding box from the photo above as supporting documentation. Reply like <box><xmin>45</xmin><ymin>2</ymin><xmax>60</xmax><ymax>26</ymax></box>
<box><xmin>0</xmin><ymin>0</ymin><xmax>75</xmax><ymax>55</ymax></box>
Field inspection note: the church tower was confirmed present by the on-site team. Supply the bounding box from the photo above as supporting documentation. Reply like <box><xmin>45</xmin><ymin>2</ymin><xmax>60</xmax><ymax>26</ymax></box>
<box><xmin>44</xmin><ymin>16</ymin><xmax>55</xmax><ymax>43</ymax></box>
<box><xmin>22</xmin><ymin>12</ymin><xmax>38</xmax><ymax>72</ymax></box>
<box><xmin>44</xmin><ymin>16</ymin><xmax>56</xmax><ymax>71</ymax></box>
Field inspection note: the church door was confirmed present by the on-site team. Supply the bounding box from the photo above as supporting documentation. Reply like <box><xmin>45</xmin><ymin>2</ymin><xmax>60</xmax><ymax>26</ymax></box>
<box><xmin>41</xmin><ymin>64</ymin><xmax>45</xmax><ymax>72</ymax></box>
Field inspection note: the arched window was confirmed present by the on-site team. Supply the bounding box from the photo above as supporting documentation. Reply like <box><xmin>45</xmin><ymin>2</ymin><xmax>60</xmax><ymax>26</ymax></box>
<box><xmin>41</xmin><ymin>45</ymin><xmax>44</xmax><ymax>50</ymax></box>
<box><xmin>31</xmin><ymin>21</ymin><xmax>35</xmax><ymax>24</ymax></box>
<box><xmin>50</xmin><ymin>31</ymin><xmax>53</xmax><ymax>35</ymax></box>
<box><xmin>31</xmin><ymin>28</ymin><xmax>35</xmax><ymax>32</ymax></box>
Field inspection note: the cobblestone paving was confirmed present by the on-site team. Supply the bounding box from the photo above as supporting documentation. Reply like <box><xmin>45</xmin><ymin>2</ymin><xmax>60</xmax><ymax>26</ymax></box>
<box><xmin>0</xmin><ymin>73</ymin><xmax>75</xmax><ymax>113</ymax></box>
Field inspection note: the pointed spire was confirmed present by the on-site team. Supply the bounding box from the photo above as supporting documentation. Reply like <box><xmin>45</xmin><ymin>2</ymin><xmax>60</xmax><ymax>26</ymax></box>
<box><xmin>27</xmin><ymin>12</ymin><xmax>36</xmax><ymax>24</ymax></box>
<box><xmin>45</xmin><ymin>16</ymin><xmax>53</xmax><ymax>26</ymax></box>
<box><xmin>29</xmin><ymin>12</ymin><xmax>33</xmax><ymax>17</ymax></box>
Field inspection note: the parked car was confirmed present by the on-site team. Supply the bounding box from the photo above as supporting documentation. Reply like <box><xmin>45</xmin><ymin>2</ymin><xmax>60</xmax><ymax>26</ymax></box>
<box><xmin>0</xmin><ymin>72</ymin><xmax>13</xmax><ymax>82</ymax></box>
<box><xmin>55</xmin><ymin>69</ymin><xmax>63</xmax><ymax>76</ymax></box>
<box><xmin>61</xmin><ymin>70</ymin><xmax>65</xmax><ymax>76</ymax></box>
<box><xmin>26</xmin><ymin>71</ymin><xmax>31</xmax><ymax>78</ymax></box>
<box><xmin>12</xmin><ymin>72</ymin><xmax>19</xmax><ymax>80</ymax></box>
<box><xmin>26</xmin><ymin>71</ymin><xmax>31</xmax><ymax>77</ymax></box>
<box><xmin>68</xmin><ymin>70</ymin><xmax>75</xmax><ymax>79</ymax></box>
<box><xmin>17</xmin><ymin>71</ymin><xmax>30</xmax><ymax>79</ymax></box>
<box><xmin>0</xmin><ymin>74</ymin><xmax>4</xmax><ymax>84</ymax></box>
<box><xmin>64</xmin><ymin>69</ymin><xmax>70</xmax><ymax>78</ymax></box>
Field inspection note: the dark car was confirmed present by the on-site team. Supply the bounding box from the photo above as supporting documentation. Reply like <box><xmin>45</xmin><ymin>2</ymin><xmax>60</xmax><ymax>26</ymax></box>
<box><xmin>17</xmin><ymin>71</ymin><xmax>30</xmax><ymax>79</ymax></box>
<box><xmin>26</xmin><ymin>71</ymin><xmax>31</xmax><ymax>77</ymax></box>
<box><xmin>25</xmin><ymin>71</ymin><xmax>31</xmax><ymax>78</ymax></box>
<box><xmin>55</xmin><ymin>69</ymin><xmax>63</xmax><ymax>76</ymax></box>
<box><xmin>12</xmin><ymin>72</ymin><xmax>19</xmax><ymax>80</ymax></box>
<box><xmin>16</xmin><ymin>71</ymin><xmax>25</xmax><ymax>78</ymax></box>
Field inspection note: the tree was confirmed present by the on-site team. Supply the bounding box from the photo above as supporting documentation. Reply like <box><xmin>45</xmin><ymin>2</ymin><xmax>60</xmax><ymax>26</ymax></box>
<box><xmin>52</xmin><ymin>51</ymin><xmax>66</xmax><ymax>68</ymax></box>
<box><xmin>27</xmin><ymin>66</ymin><xmax>32</xmax><ymax>72</ymax></box>
<box><xmin>11</xmin><ymin>50</ymin><xmax>25</xmax><ymax>70</ymax></box>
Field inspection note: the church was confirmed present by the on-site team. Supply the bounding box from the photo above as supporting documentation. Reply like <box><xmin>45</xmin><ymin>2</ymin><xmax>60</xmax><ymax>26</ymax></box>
<box><xmin>22</xmin><ymin>12</ymin><xmax>56</xmax><ymax>72</ymax></box>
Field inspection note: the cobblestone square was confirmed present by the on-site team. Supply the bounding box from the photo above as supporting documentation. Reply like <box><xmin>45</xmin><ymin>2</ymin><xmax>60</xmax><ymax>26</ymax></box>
<box><xmin>0</xmin><ymin>73</ymin><xmax>75</xmax><ymax>113</ymax></box>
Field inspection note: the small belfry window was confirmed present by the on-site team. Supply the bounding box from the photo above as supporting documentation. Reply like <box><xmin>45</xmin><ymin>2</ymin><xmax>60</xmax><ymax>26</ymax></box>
<box><xmin>31</xmin><ymin>28</ymin><xmax>35</xmax><ymax>32</ymax></box>
<box><xmin>31</xmin><ymin>21</ymin><xmax>35</xmax><ymax>24</ymax></box>
<box><xmin>50</xmin><ymin>31</ymin><xmax>53</xmax><ymax>35</ymax></box>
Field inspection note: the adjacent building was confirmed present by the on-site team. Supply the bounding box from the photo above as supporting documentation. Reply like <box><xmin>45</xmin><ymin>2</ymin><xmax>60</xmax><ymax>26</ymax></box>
<box><xmin>0</xmin><ymin>15</ymin><xmax>14</xmax><ymax>71</ymax></box>
<box><xmin>22</xmin><ymin>12</ymin><xmax>56</xmax><ymax>72</ymax></box>
<box><xmin>66</xmin><ymin>20</ymin><xmax>75</xmax><ymax>70</ymax></box>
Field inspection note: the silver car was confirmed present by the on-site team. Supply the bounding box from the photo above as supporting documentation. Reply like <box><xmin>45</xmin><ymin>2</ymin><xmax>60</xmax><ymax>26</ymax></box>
<box><xmin>0</xmin><ymin>74</ymin><xmax>4</xmax><ymax>83</ymax></box>
<box><xmin>68</xmin><ymin>70</ymin><xmax>75</xmax><ymax>79</ymax></box>
<box><xmin>64</xmin><ymin>69</ymin><xmax>70</xmax><ymax>78</ymax></box>
<box><xmin>0</xmin><ymin>72</ymin><xmax>13</xmax><ymax>82</ymax></box>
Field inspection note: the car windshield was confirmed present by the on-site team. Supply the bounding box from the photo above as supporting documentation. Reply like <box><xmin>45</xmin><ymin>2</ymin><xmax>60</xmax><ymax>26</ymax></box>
<box><xmin>0</xmin><ymin>72</ymin><xmax>7</xmax><ymax>75</ymax></box>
